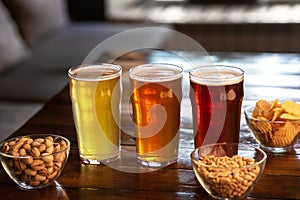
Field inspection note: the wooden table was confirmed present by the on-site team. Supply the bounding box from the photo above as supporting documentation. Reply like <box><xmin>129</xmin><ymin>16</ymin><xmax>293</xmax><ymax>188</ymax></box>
<box><xmin>1</xmin><ymin>51</ymin><xmax>300</xmax><ymax>199</ymax></box>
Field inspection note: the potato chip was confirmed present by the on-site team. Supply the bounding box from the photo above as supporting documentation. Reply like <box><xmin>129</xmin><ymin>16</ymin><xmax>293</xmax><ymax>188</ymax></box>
<box><xmin>251</xmin><ymin>117</ymin><xmax>272</xmax><ymax>134</ymax></box>
<box><xmin>255</xmin><ymin>100</ymin><xmax>275</xmax><ymax>120</ymax></box>
<box><xmin>296</xmin><ymin>122</ymin><xmax>300</xmax><ymax>131</ymax></box>
<box><xmin>271</xmin><ymin>123</ymin><xmax>298</xmax><ymax>147</ymax></box>
<box><xmin>280</xmin><ymin>113</ymin><xmax>300</xmax><ymax>120</ymax></box>
<box><xmin>270</xmin><ymin>99</ymin><xmax>279</xmax><ymax>110</ymax></box>
<box><xmin>271</xmin><ymin>135</ymin><xmax>292</xmax><ymax>147</ymax></box>
<box><xmin>256</xmin><ymin>100</ymin><xmax>271</xmax><ymax>111</ymax></box>
<box><xmin>281</xmin><ymin>100</ymin><xmax>300</xmax><ymax>116</ymax></box>
<box><xmin>252</xmin><ymin>104</ymin><xmax>260</xmax><ymax>118</ymax></box>
<box><xmin>272</xmin><ymin>108</ymin><xmax>284</xmax><ymax>122</ymax></box>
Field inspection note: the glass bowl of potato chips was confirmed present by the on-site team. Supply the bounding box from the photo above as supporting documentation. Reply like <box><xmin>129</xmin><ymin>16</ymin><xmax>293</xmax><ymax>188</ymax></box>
<box><xmin>244</xmin><ymin>99</ymin><xmax>300</xmax><ymax>153</ymax></box>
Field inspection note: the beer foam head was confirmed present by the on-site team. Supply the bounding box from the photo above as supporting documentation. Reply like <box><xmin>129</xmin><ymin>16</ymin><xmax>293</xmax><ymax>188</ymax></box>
<box><xmin>68</xmin><ymin>64</ymin><xmax>122</xmax><ymax>81</ymax></box>
<box><xmin>129</xmin><ymin>63</ymin><xmax>183</xmax><ymax>82</ymax></box>
<box><xmin>190</xmin><ymin>66</ymin><xmax>244</xmax><ymax>86</ymax></box>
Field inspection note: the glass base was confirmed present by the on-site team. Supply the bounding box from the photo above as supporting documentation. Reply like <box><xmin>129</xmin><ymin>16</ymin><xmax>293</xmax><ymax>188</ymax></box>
<box><xmin>137</xmin><ymin>156</ymin><xmax>177</xmax><ymax>168</ymax></box>
<box><xmin>260</xmin><ymin>145</ymin><xmax>293</xmax><ymax>153</ymax></box>
<box><xmin>17</xmin><ymin>180</ymin><xmax>55</xmax><ymax>190</ymax></box>
<box><xmin>80</xmin><ymin>154</ymin><xmax>120</xmax><ymax>165</ymax></box>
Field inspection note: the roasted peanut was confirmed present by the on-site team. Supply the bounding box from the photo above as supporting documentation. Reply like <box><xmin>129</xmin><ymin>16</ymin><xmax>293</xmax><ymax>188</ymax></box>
<box><xmin>196</xmin><ymin>155</ymin><xmax>261</xmax><ymax>199</ymax></box>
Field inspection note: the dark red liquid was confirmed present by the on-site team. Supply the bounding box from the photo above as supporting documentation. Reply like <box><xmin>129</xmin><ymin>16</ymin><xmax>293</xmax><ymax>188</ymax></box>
<box><xmin>190</xmin><ymin>80</ymin><xmax>244</xmax><ymax>147</ymax></box>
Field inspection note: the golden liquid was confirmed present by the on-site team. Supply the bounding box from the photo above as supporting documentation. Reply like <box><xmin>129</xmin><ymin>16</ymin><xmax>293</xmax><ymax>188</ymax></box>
<box><xmin>69</xmin><ymin>68</ymin><xmax>121</xmax><ymax>163</ymax></box>
<box><xmin>130</xmin><ymin>78</ymin><xmax>182</xmax><ymax>163</ymax></box>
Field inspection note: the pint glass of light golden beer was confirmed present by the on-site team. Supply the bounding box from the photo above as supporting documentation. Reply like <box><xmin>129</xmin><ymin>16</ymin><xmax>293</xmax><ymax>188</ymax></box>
<box><xmin>189</xmin><ymin>65</ymin><xmax>244</xmax><ymax>148</ymax></box>
<box><xmin>129</xmin><ymin>63</ymin><xmax>183</xmax><ymax>168</ymax></box>
<box><xmin>68</xmin><ymin>64</ymin><xmax>122</xmax><ymax>164</ymax></box>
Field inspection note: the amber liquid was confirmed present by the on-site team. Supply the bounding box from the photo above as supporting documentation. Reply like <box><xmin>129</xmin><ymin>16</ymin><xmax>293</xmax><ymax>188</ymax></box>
<box><xmin>130</xmin><ymin>77</ymin><xmax>182</xmax><ymax>165</ymax></box>
<box><xmin>190</xmin><ymin>78</ymin><xmax>244</xmax><ymax>148</ymax></box>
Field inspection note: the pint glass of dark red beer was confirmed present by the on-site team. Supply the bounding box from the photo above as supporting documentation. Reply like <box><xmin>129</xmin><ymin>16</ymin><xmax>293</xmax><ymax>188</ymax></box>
<box><xmin>189</xmin><ymin>65</ymin><xmax>244</xmax><ymax>148</ymax></box>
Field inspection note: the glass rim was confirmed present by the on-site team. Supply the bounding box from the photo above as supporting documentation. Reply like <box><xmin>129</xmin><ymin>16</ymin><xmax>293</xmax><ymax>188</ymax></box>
<box><xmin>190</xmin><ymin>142</ymin><xmax>267</xmax><ymax>169</ymax></box>
<box><xmin>0</xmin><ymin>134</ymin><xmax>70</xmax><ymax>159</ymax></box>
<box><xmin>129</xmin><ymin>63</ymin><xmax>183</xmax><ymax>82</ymax></box>
<box><xmin>244</xmin><ymin>106</ymin><xmax>300</xmax><ymax>123</ymax></box>
<box><xmin>68</xmin><ymin>63</ymin><xmax>122</xmax><ymax>81</ymax></box>
<box><xmin>189</xmin><ymin>65</ymin><xmax>244</xmax><ymax>86</ymax></box>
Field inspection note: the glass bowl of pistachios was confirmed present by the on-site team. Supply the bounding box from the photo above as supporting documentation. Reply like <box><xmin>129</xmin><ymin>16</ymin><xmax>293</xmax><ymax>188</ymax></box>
<box><xmin>0</xmin><ymin>134</ymin><xmax>70</xmax><ymax>189</ymax></box>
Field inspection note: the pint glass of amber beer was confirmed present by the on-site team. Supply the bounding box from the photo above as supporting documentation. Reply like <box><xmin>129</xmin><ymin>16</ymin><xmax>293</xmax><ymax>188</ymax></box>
<box><xmin>189</xmin><ymin>65</ymin><xmax>244</xmax><ymax>148</ymax></box>
<box><xmin>68</xmin><ymin>64</ymin><xmax>122</xmax><ymax>164</ymax></box>
<box><xmin>129</xmin><ymin>63</ymin><xmax>183</xmax><ymax>167</ymax></box>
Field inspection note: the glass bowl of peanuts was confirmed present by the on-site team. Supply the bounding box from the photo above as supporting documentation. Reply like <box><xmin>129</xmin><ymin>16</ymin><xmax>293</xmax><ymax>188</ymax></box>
<box><xmin>191</xmin><ymin>143</ymin><xmax>267</xmax><ymax>199</ymax></box>
<box><xmin>244</xmin><ymin>99</ymin><xmax>300</xmax><ymax>153</ymax></box>
<box><xmin>0</xmin><ymin>134</ymin><xmax>70</xmax><ymax>189</ymax></box>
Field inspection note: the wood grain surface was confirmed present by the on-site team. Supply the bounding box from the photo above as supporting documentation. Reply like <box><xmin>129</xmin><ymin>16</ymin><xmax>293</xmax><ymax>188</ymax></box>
<box><xmin>1</xmin><ymin>51</ymin><xmax>300</xmax><ymax>199</ymax></box>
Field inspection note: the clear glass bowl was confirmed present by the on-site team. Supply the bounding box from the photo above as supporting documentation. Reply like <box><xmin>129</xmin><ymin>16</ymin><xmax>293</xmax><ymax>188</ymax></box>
<box><xmin>191</xmin><ymin>143</ymin><xmax>267</xmax><ymax>200</ymax></box>
<box><xmin>244</xmin><ymin>106</ymin><xmax>300</xmax><ymax>153</ymax></box>
<box><xmin>0</xmin><ymin>134</ymin><xmax>70</xmax><ymax>189</ymax></box>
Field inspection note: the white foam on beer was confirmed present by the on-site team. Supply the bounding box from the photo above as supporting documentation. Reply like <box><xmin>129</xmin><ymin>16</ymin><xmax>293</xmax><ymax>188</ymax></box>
<box><xmin>130</xmin><ymin>65</ymin><xmax>182</xmax><ymax>83</ymax></box>
<box><xmin>190</xmin><ymin>69</ymin><xmax>243</xmax><ymax>86</ymax></box>
<box><xmin>69</xmin><ymin>65</ymin><xmax>121</xmax><ymax>81</ymax></box>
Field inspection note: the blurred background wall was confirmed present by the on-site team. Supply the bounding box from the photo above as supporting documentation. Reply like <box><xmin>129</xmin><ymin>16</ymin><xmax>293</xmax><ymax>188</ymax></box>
<box><xmin>104</xmin><ymin>0</ymin><xmax>300</xmax><ymax>53</ymax></box>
